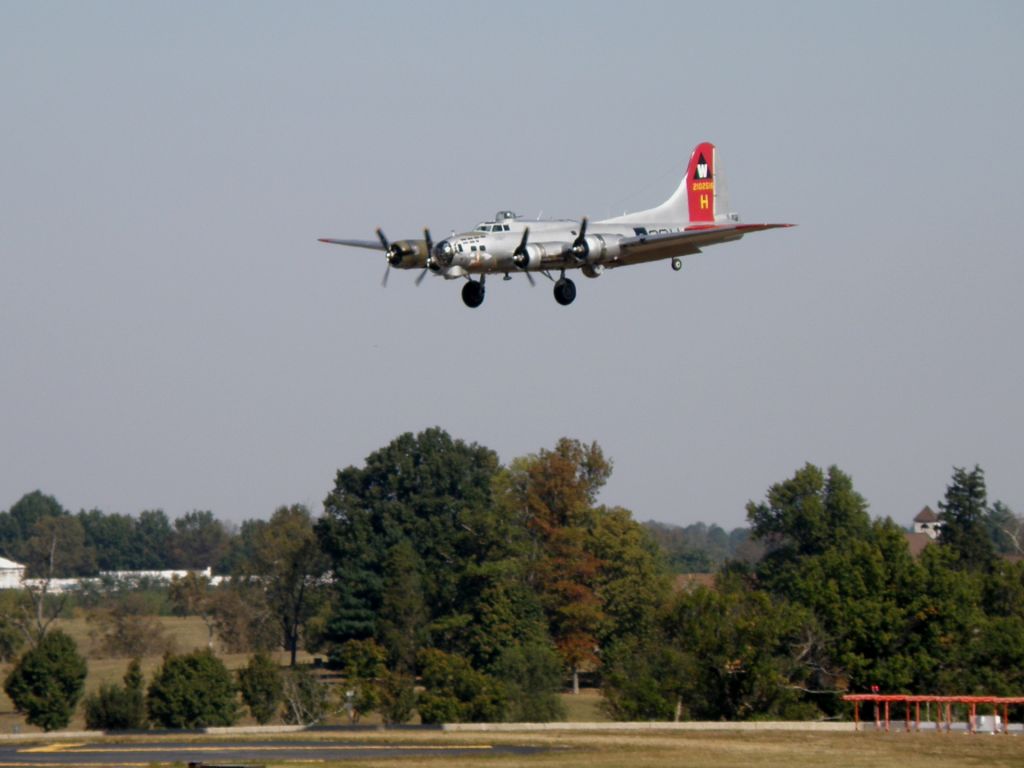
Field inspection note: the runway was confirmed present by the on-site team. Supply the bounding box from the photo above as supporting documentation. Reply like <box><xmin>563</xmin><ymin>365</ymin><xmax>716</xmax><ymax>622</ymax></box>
<box><xmin>0</xmin><ymin>738</ymin><xmax>545</xmax><ymax>766</ymax></box>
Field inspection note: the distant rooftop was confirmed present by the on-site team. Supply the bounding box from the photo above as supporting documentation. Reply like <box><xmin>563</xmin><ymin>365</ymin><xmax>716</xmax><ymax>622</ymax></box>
<box><xmin>914</xmin><ymin>506</ymin><xmax>939</xmax><ymax>523</ymax></box>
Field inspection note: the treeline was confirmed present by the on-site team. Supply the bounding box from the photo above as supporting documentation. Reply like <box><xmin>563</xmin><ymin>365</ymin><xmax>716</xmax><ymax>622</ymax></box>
<box><xmin>0</xmin><ymin>498</ymin><xmax>238</xmax><ymax>575</ymax></box>
<box><xmin>3</xmin><ymin>429</ymin><xmax>1024</xmax><ymax>726</ymax></box>
<box><xmin>605</xmin><ymin>464</ymin><xmax>1024</xmax><ymax>720</ymax></box>
<box><xmin>642</xmin><ymin>521</ymin><xmax>763</xmax><ymax>572</ymax></box>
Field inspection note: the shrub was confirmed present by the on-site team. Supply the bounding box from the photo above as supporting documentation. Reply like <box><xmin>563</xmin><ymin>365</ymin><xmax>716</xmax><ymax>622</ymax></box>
<box><xmin>493</xmin><ymin>643</ymin><xmax>566</xmax><ymax>722</ymax></box>
<box><xmin>238</xmin><ymin>652</ymin><xmax>283</xmax><ymax>724</ymax></box>
<box><xmin>84</xmin><ymin>658</ymin><xmax>146</xmax><ymax>730</ymax></box>
<box><xmin>146</xmin><ymin>649</ymin><xmax>239</xmax><ymax>728</ymax></box>
<box><xmin>3</xmin><ymin>629</ymin><xmax>88</xmax><ymax>731</ymax></box>
<box><xmin>378</xmin><ymin>670</ymin><xmax>416</xmax><ymax>724</ymax></box>
<box><xmin>417</xmin><ymin>649</ymin><xmax>506</xmax><ymax>724</ymax></box>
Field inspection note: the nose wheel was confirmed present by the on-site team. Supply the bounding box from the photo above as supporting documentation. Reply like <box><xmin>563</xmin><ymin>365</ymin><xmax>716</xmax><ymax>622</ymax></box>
<box><xmin>462</xmin><ymin>280</ymin><xmax>485</xmax><ymax>308</ymax></box>
<box><xmin>553</xmin><ymin>277</ymin><xmax>576</xmax><ymax>306</ymax></box>
<box><xmin>671</xmin><ymin>257</ymin><xmax>682</xmax><ymax>271</ymax></box>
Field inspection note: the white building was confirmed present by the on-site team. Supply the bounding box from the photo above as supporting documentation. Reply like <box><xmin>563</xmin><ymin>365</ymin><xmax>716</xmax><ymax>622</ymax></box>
<box><xmin>0</xmin><ymin>556</ymin><xmax>26</xmax><ymax>589</ymax></box>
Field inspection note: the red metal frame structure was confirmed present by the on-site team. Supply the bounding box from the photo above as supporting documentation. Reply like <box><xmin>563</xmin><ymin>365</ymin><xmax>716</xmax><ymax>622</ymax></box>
<box><xmin>843</xmin><ymin>694</ymin><xmax>1024</xmax><ymax>734</ymax></box>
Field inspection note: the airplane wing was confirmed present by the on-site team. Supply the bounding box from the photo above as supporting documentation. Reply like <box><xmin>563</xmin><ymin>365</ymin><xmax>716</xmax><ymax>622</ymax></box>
<box><xmin>609</xmin><ymin>223</ymin><xmax>794</xmax><ymax>268</ymax></box>
<box><xmin>317</xmin><ymin>238</ymin><xmax>385</xmax><ymax>250</ymax></box>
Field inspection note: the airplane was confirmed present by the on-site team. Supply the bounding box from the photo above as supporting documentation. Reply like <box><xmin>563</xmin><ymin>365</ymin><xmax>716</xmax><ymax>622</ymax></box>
<box><xmin>319</xmin><ymin>141</ymin><xmax>793</xmax><ymax>308</ymax></box>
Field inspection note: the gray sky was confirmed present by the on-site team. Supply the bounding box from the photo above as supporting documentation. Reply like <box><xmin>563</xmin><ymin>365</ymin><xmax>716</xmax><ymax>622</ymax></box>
<box><xmin>2</xmin><ymin>1</ymin><xmax>1022</xmax><ymax>530</ymax></box>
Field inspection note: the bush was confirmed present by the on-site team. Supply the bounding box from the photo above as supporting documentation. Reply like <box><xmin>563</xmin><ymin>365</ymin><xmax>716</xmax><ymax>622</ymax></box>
<box><xmin>238</xmin><ymin>652</ymin><xmax>283</xmax><ymax>724</ymax></box>
<box><xmin>417</xmin><ymin>649</ymin><xmax>507</xmax><ymax>724</ymax></box>
<box><xmin>493</xmin><ymin>643</ymin><xmax>566</xmax><ymax>722</ymax></box>
<box><xmin>378</xmin><ymin>670</ymin><xmax>416</xmax><ymax>724</ymax></box>
<box><xmin>3</xmin><ymin>629</ymin><xmax>88</xmax><ymax>731</ymax></box>
<box><xmin>146</xmin><ymin>649</ymin><xmax>239</xmax><ymax>728</ymax></box>
<box><xmin>84</xmin><ymin>658</ymin><xmax>146</xmax><ymax>730</ymax></box>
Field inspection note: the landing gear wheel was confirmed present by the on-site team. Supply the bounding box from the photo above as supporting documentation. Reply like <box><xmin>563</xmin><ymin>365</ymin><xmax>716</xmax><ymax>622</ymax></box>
<box><xmin>462</xmin><ymin>280</ymin><xmax>485</xmax><ymax>308</ymax></box>
<box><xmin>671</xmin><ymin>257</ymin><xmax>683</xmax><ymax>271</ymax></box>
<box><xmin>553</xmin><ymin>278</ymin><xmax>577</xmax><ymax>306</ymax></box>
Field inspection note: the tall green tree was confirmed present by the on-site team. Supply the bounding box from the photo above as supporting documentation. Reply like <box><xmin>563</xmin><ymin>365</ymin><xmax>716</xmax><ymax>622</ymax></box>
<box><xmin>938</xmin><ymin>465</ymin><xmax>996</xmax><ymax>571</ymax></box>
<box><xmin>136</xmin><ymin>509</ymin><xmax>173</xmax><ymax>569</ymax></box>
<box><xmin>239</xmin><ymin>504</ymin><xmax>326</xmax><ymax>666</ymax></box>
<box><xmin>1</xmin><ymin>491</ymin><xmax>66</xmax><ymax>561</ymax></box>
<box><xmin>316</xmin><ymin>428</ymin><xmax>502</xmax><ymax>652</ymax></box>
<box><xmin>4</xmin><ymin>629</ymin><xmax>88</xmax><ymax>731</ymax></box>
<box><xmin>170</xmin><ymin>510</ymin><xmax>229</xmax><ymax>571</ymax></box>
<box><xmin>77</xmin><ymin>510</ymin><xmax>140</xmax><ymax>571</ymax></box>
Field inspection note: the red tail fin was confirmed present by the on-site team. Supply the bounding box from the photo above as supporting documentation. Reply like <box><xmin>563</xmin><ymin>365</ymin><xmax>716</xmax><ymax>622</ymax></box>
<box><xmin>686</xmin><ymin>142</ymin><xmax>716</xmax><ymax>224</ymax></box>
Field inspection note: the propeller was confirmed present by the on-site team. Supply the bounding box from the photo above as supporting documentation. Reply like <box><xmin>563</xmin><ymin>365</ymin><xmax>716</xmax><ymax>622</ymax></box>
<box><xmin>414</xmin><ymin>228</ymin><xmax>433</xmax><ymax>285</ymax></box>
<box><xmin>377</xmin><ymin>227</ymin><xmax>405</xmax><ymax>287</ymax></box>
<box><xmin>570</xmin><ymin>217</ymin><xmax>589</xmax><ymax>261</ymax></box>
<box><xmin>512</xmin><ymin>227</ymin><xmax>536</xmax><ymax>286</ymax></box>
<box><xmin>512</xmin><ymin>226</ymin><xmax>531</xmax><ymax>268</ymax></box>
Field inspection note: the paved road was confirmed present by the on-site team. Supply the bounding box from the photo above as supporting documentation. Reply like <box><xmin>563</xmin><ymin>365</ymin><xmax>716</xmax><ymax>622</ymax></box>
<box><xmin>0</xmin><ymin>738</ymin><xmax>545</xmax><ymax>765</ymax></box>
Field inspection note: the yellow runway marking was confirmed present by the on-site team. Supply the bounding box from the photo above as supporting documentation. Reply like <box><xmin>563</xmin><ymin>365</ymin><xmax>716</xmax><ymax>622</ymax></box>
<box><xmin>18</xmin><ymin>744</ymin><xmax>86</xmax><ymax>753</ymax></box>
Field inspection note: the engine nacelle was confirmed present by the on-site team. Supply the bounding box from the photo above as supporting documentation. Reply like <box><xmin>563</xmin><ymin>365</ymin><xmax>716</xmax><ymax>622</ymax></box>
<box><xmin>390</xmin><ymin>240</ymin><xmax>430</xmax><ymax>269</ymax></box>
<box><xmin>512</xmin><ymin>242</ymin><xmax>568</xmax><ymax>270</ymax></box>
<box><xmin>582</xmin><ymin>264</ymin><xmax>604</xmax><ymax>278</ymax></box>
<box><xmin>574</xmin><ymin>234</ymin><xmax>622</xmax><ymax>264</ymax></box>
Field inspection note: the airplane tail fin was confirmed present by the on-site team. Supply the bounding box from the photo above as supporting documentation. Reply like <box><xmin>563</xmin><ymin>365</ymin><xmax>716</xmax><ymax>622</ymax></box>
<box><xmin>600</xmin><ymin>141</ymin><xmax>732</xmax><ymax>225</ymax></box>
<box><xmin>685</xmin><ymin>142</ymin><xmax>719</xmax><ymax>224</ymax></box>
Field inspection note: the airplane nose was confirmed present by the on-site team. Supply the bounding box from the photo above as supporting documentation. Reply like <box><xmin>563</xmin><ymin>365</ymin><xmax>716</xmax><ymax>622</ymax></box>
<box><xmin>436</xmin><ymin>240</ymin><xmax>454</xmax><ymax>266</ymax></box>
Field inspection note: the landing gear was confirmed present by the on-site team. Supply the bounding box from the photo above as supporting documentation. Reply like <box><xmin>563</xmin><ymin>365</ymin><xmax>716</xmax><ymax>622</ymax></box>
<box><xmin>553</xmin><ymin>277</ymin><xmax>576</xmax><ymax>306</ymax></box>
<box><xmin>462</xmin><ymin>280</ymin><xmax>485</xmax><ymax>308</ymax></box>
<box><xmin>671</xmin><ymin>257</ymin><xmax>683</xmax><ymax>271</ymax></box>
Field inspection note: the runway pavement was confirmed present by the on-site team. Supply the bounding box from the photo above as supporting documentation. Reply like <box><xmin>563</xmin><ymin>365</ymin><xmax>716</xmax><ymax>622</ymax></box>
<box><xmin>0</xmin><ymin>738</ymin><xmax>546</xmax><ymax>766</ymax></box>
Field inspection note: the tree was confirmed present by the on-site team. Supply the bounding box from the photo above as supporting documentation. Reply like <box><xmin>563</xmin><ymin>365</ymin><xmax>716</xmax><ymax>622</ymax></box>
<box><xmin>377</xmin><ymin>540</ymin><xmax>428</xmax><ymax>673</ymax></box>
<box><xmin>83</xmin><ymin>658</ymin><xmax>147</xmax><ymax>731</ymax></box>
<box><xmin>239</xmin><ymin>504</ymin><xmax>327</xmax><ymax>666</ymax></box>
<box><xmin>335</xmin><ymin>639</ymin><xmax>386</xmax><ymax>723</ymax></box>
<box><xmin>661</xmin><ymin>584</ymin><xmax>813</xmax><ymax>721</ymax></box>
<box><xmin>78</xmin><ymin>509</ymin><xmax>139</xmax><ymax>571</ymax></box>
<box><xmin>136</xmin><ymin>509</ymin><xmax>173</xmax><ymax>569</ymax></box>
<box><xmin>601</xmin><ymin>635</ymin><xmax>691</xmax><ymax>721</ymax></box>
<box><xmin>146</xmin><ymin>649</ymin><xmax>239</xmax><ymax>728</ymax></box>
<box><xmin>168</xmin><ymin>572</ymin><xmax>218</xmax><ymax>649</ymax></box>
<box><xmin>987</xmin><ymin>501</ymin><xmax>1023</xmax><ymax>556</ymax></box>
<box><xmin>938</xmin><ymin>466</ymin><xmax>996</xmax><ymax>571</ymax></box>
<box><xmin>588</xmin><ymin>505</ymin><xmax>670</xmax><ymax>650</ymax></box>
<box><xmin>377</xmin><ymin>670</ymin><xmax>417</xmax><ymax>724</ymax></box>
<box><xmin>1</xmin><ymin>491</ymin><xmax>66</xmax><ymax>561</ymax></box>
<box><xmin>317</xmin><ymin>428</ymin><xmax>502</xmax><ymax>652</ymax></box>
<box><xmin>169</xmin><ymin>510</ymin><xmax>229</xmax><ymax>571</ymax></box>
<box><xmin>504</xmin><ymin>439</ymin><xmax>612</xmax><ymax>693</ymax></box>
<box><xmin>87</xmin><ymin>593</ymin><xmax>172</xmax><ymax>657</ymax></box>
<box><xmin>748</xmin><ymin>463</ymin><xmax>871</xmax><ymax>578</ymax></box>
<box><xmin>22</xmin><ymin>514</ymin><xmax>95</xmax><ymax>578</ymax></box>
<box><xmin>280</xmin><ymin>666</ymin><xmax>329</xmax><ymax>725</ymax></box>
<box><xmin>4</xmin><ymin>629</ymin><xmax>87</xmax><ymax>731</ymax></box>
<box><xmin>238</xmin><ymin>652</ymin><xmax>283</xmax><ymax>724</ymax></box>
